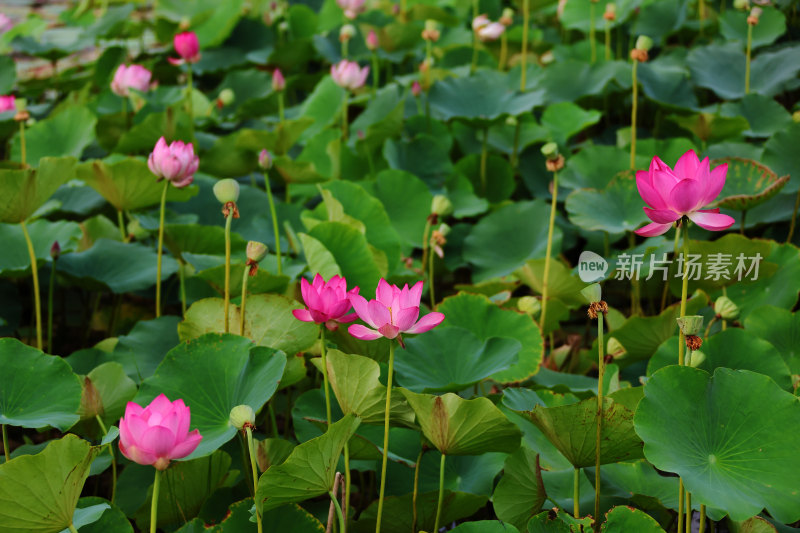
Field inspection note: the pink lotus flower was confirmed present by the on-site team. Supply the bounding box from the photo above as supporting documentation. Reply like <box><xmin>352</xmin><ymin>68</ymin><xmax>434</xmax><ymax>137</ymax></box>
<box><xmin>348</xmin><ymin>279</ymin><xmax>445</xmax><ymax>346</ymax></box>
<box><xmin>119</xmin><ymin>394</ymin><xmax>202</xmax><ymax>470</ymax></box>
<box><xmin>411</xmin><ymin>80</ymin><xmax>421</xmax><ymax>97</ymax></box>
<box><xmin>337</xmin><ymin>0</ymin><xmax>365</xmax><ymax>19</ymax></box>
<box><xmin>293</xmin><ymin>274</ymin><xmax>360</xmax><ymax>331</ymax></box>
<box><xmin>477</xmin><ymin>21</ymin><xmax>505</xmax><ymax>41</ymax></box>
<box><xmin>472</xmin><ymin>14</ymin><xmax>490</xmax><ymax>31</ymax></box>
<box><xmin>634</xmin><ymin>150</ymin><xmax>735</xmax><ymax>237</ymax></box>
<box><xmin>272</xmin><ymin>68</ymin><xmax>285</xmax><ymax>92</ymax></box>
<box><xmin>169</xmin><ymin>31</ymin><xmax>200</xmax><ymax>65</ymax></box>
<box><xmin>366</xmin><ymin>29</ymin><xmax>379</xmax><ymax>51</ymax></box>
<box><xmin>110</xmin><ymin>64</ymin><xmax>152</xmax><ymax>97</ymax></box>
<box><xmin>0</xmin><ymin>13</ymin><xmax>13</xmax><ymax>33</ymax></box>
<box><xmin>147</xmin><ymin>136</ymin><xmax>199</xmax><ymax>188</ymax></box>
<box><xmin>0</xmin><ymin>95</ymin><xmax>14</xmax><ymax>113</ymax></box>
<box><xmin>331</xmin><ymin>60</ymin><xmax>369</xmax><ymax>91</ymax></box>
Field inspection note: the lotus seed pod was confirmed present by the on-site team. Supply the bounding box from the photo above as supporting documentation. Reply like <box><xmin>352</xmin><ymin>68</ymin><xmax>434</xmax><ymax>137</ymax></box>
<box><xmin>340</xmin><ymin>24</ymin><xmax>356</xmax><ymax>41</ymax></box>
<box><xmin>635</xmin><ymin>35</ymin><xmax>653</xmax><ymax>52</ymax></box>
<box><xmin>258</xmin><ymin>149</ymin><xmax>273</xmax><ymax>170</ymax></box>
<box><xmin>213</xmin><ymin>179</ymin><xmax>240</xmax><ymax>204</ymax></box>
<box><xmin>437</xmin><ymin>223</ymin><xmax>451</xmax><ymax>237</ymax></box>
<box><xmin>541</xmin><ymin>142</ymin><xmax>559</xmax><ymax>160</ymax></box>
<box><xmin>505</xmin><ymin>115</ymin><xmax>518</xmax><ymax>126</ymax></box>
<box><xmin>676</xmin><ymin>315</ymin><xmax>704</xmax><ymax>336</ymax></box>
<box><xmin>229</xmin><ymin>404</ymin><xmax>256</xmax><ymax>430</ymax></box>
<box><xmin>688</xmin><ymin>350</ymin><xmax>706</xmax><ymax>368</ymax></box>
<box><xmin>431</xmin><ymin>195</ymin><xmax>453</xmax><ymax>216</ymax></box>
<box><xmin>518</xmin><ymin>296</ymin><xmax>541</xmax><ymax>316</ymax></box>
<box><xmin>218</xmin><ymin>88</ymin><xmax>235</xmax><ymax>106</ymax></box>
<box><xmin>605</xmin><ymin>3</ymin><xmax>617</xmax><ymax>14</ymax></box>
<box><xmin>500</xmin><ymin>7</ymin><xmax>514</xmax><ymax>25</ymax></box>
<box><xmin>733</xmin><ymin>0</ymin><xmax>749</xmax><ymax>9</ymax></box>
<box><xmin>714</xmin><ymin>296</ymin><xmax>739</xmax><ymax>321</ymax></box>
<box><xmin>607</xmin><ymin>337</ymin><xmax>627</xmax><ymax>359</ymax></box>
<box><xmin>580</xmin><ymin>283</ymin><xmax>602</xmax><ymax>303</ymax></box>
<box><xmin>247</xmin><ymin>241</ymin><xmax>269</xmax><ymax>263</ymax></box>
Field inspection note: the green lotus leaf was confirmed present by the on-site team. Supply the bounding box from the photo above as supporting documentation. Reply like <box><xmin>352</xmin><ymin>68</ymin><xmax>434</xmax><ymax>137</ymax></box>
<box><xmin>10</xmin><ymin>107</ymin><xmax>95</xmax><ymax>165</ymax></box>
<box><xmin>600</xmin><ymin>506</ymin><xmax>665</xmax><ymax>532</ymax></box>
<box><xmin>372</xmin><ymin>170</ymin><xmax>433</xmax><ymax>248</ymax></box>
<box><xmin>351</xmin><ymin>490</ymin><xmax>487</xmax><ymax>533</ymax></box>
<box><xmin>492</xmin><ymin>445</ymin><xmax>546</xmax><ymax>530</ymax></box>
<box><xmin>0</xmin><ymin>338</ymin><xmax>82</xmax><ymax>431</ymax></box>
<box><xmin>0</xmin><ymin>220</ymin><xmax>81</xmax><ymax>276</ymax></box>
<box><xmin>745</xmin><ymin>305</ymin><xmax>800</xmax><ymax>374</ymax></box>
<box><xmin>710</xmin><ymin>157</ymin><xmax>789</xmax><ymax>212</ymax></box>
<box><xmin>136</xmin><ymin>334</ymin><xmax>287</xmax><ymax>458</ymax></box>
<box><xmin>634</xmin><ymin>366</ymin><xmax>800</xmax><ymax>523</ymax></box>
<box><xmin>0</xmin><ymin>157</ymin><xmax>76</xmax><ymax>223</ymax></box>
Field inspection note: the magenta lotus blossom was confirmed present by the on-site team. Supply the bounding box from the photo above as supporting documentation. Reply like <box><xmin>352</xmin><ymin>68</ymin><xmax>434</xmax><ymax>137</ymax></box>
<box><xmin>337</xmin><ymin>0</ymin><xmax>365</xmax><ymax>19</ymax></box>
<box><xmin>0</xmin><ymin>95</ymin><xmax>14</xmax><ymax>113</ymax></box>
<box><xmin>331</xmin><ymin>60</ymin><xmax>369</xmax><ymax>91</ymax></box>
<box><xmin>169</xmin><ymin>31</ymin><xmax>200</xmax><ymax>65</ymax></box>
<box><xmin>348</xmin><ymin>279</ymin><xmax>445</xmax><ymax>345</ymax></box>
<box><xmin>272</xmin><ymin>68</ymin><xmax>285</xmax><ymax>92</ymax></box>
<box><xmin>119</xmin><ymin>394</ymin><xmax>202</xmax><ymax>471</ymax></box>
<box><xmin>148</xmin><ymin>136</ymin><xmax>199</xmax><ymax>188</ymax></box>
<box><xmin>634</xmin><ymin>150</ymin><xmax>735</xmax><ymax>237</ymax></box>
<box><xmin>110</xmin><ymin>64</ymin><xmax>152</xmax><ymax>97</ymax></box>
<box><xmin>292</xmin><ymin>273</ymin><xmax>360</xmax><ymax>331</ymax></box>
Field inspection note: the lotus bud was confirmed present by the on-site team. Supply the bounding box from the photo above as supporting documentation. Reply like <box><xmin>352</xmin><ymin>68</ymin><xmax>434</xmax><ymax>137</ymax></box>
<box><xmin>218</xmin><ymin>88</ymin><xmax>235</xmax><ymax>107</ymax></box>
<box><xmin>676</xmin><ymin>315</ymin><xmax>704</xmax><ymax>336</ymax></box>
<box><xmin>50</xmin><ymin>241</ymin><xmax>61</xmax><ymax>260</ymax></box>
<box><xmin>272</xmin><ymin>68</ymin><xmax>285</xmax><ymax>92</ymax></box>
<box><xmin>258</xmin><ymin>149</ymin><xmax>273</xmax><ymax>170</ymax></box>
<box><xmin>580</xmin><ymin>283</ymin><xmax>602</xmax><ymax>303</ymax></box>
<box><xmin>518</xmin><ymin>296</ymin><xmax>541</xmax><ymax>316</ymax></box>
<box><xmin>366</xmin><ymin>29</ymin><xmax>379</xmax><ymax>51</ymax></box>
<box><xmin>606</xmin><ymin>337</ymin><xmax>627</xmax><ymax>359</ymax></box>
<box><xmin>714</xmin><ymin>296</ymin><xmax>739</xmax><ymax>321</ymax></box>
<box><xmin>340</xmin><ymin>24</ymin><xmax>356</xmax><ymax>42</ymax></box>
<box><xmin>229</xmin><ymin>404</ymin><xmax>256</xmax><ymax>430</ymax></box>
<box><xmin>687</xmin><ymin>350</ymin><xmax>706</xmax><ymax>367</ymax></box>
<box><xmin>213</xmin><ymin>179</ymin><xmax>240</xmax><ymax>204</ymax></box>
<box><xmin>431</xmin><ymin>194</ymin><xmax>453</xmax><ymax>216</ymax></box>
<box><xmin>500</xmin><ymin>7</ymin><xmax>514</xmax><ymax>26</ymax></box>
<box><xmin>411</xmin><ymin>80</ymin><xmax>422</xmax><ymax>97</ymax></box>
<box><xmin>733</xmin><ymin>0</ymin><xmax>749</xmax><ymax>9</ymax></box>
<box><xmin>540</xmin><ymin>50</ymin><xmax>555</xmax><ymax>65</ymax></box>
<box><xmin>247</xmin><ymin>241</ymin><xmax>269</xmax><ymax>263</ymax></box>
<box><xmin>604</xmin><ymin>3</ymin><xmax>617</xmax><ymax>21</ymax></box>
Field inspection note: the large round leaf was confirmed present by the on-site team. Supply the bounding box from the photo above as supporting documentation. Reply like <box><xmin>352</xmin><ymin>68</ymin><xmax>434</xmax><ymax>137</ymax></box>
<box><xmin>745</xmin><ymin>305</ymin><xmax>800</xmax><ymax>374</ymax></box>
<box><xmin>305</xmin><ymin>221</ymin><xmax>383</xmax><ymax>295</ymax></box>
<box><xmin>10</xmin><ymin>107</ymin><xmax>96</xmax><ymax>165</ymax></box>
<box><xmin>711</xmin><ymin>158</ymin><xmax>789</xmax><ymax>212</ymax></box>
<box><xmin>0</xmin><ymin>338</ymin><xmax>82</xmax><ymax>431</ymax></box>
<box><xmin>436</xmin><ymin>293</ymin><xmax>543</xmax><ymax>383</ymax></box>
<box><xmin>492</xmin><ymin>446</ymin><xmax>546</xmax><ymax>530</ymax></box>
<box><xmin>400</xmin><ymin>389</ymin><xmax>522</xmax><ymax>456</ymax></box>
<box><xmin>719</xmin><ymin>7</ymin><xmax>786</xmax><ymax>50</ymax></box>
<box><xmin>178</xmin><ymin>295</ymin><xmax>318</xmax><ymax>355</ymax></box>
<box><xmin>136</xmin><ymin>334</ymin><xmax>287</xmax><ymax>458</ymax></box>
<box><xmin>601</xmin><ymin>506</ymin><xmax>665</xmax><ymax>532</ymax></box>
<box><xmin>0</xmin><ymin>435</ymin><xmax>99</xmax><ymax>532</ymax></box>
<box><xmin>634</xmin><ymin>366</ymin><xmax>800</xmax><ymax>522</ymax></box>
<box><xmin>565</xmin><ymin>173</ymin><xmax>649</xmax><ymax>234</ymax></box>
<box><xmin>451</xmin><ymin>522</ymin><xmax>520</xmax><ymax>533</ymax></box>
<box><xmin>0</xmin><ymin>157</ymin><xmax>76</xmax><ymax>223</ymax></box>
<box><xmin>394</xmin><ymin>326</ymin><xmax>520</xmax><ymax>392</ymax></box>
<box><xmin>372</xmin><ymin>170</ymin><xmax>432</xmax><ymax>248</ymax></box>
<box><xmin>351</xmin><ymin>490</ymin><xmax>487</xmax><ymax>533</ymax></box>
<box><xmin>463</xmin><ymin>200</ymin><xmax>563</xmax><ymax>281</ymax></box>
<box><xmin>0</xmin><ymin>220</ymin><xmax>82</xmax><ymax>276</ymax></box>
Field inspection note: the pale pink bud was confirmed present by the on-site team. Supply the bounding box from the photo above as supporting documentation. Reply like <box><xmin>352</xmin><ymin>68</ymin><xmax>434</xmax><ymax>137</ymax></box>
<box><xmin>477</xmin><ymin>21</ymin><xmax>505</xmax><ymax>42</ymax></box>
<box><xmin>110</xmin><ymin>64</ymin><xmax>153</xmax><ymax>97</ymax></box>
<box><xmin>258</xmin><ymin>149</ymin><xmax>272</xmax><ymax>170</ymax></box>
<box><xmin>336</xmin><ymin>0</ymin><xmax>365</xmax><ymax>19</ymax></box>
<box><xmin>411</xmin><ymin>80</ymin><xmax>421</xmax><ymax>97</ymax></box>
<box><xmin>147</xmin><ymin>136</ymin><xmax>199</xmax><ymax>188</ymax></box>
<box><xmin>272</xmin><ymin>69</ymin><xmax>285</xmax><ymax>92</ymax></box>
<box><xmin>366</xmin><ymin>29</ymin><xmax>379</xmax><ymax>51</ymax></box>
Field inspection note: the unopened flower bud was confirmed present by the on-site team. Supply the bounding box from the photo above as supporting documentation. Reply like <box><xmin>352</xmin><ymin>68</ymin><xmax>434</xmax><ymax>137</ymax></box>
<box><xmin>340</xmin><ymin>24</ymin><xmax>356</xmax><ymax>42</ymax></box>
<box><xmin>411</xmin><ymin>80</ymin><xmax>422</xmax><ymax>97</ymax></box>
<box><xmin>500</xmin><ymin>7</ymin><xmax>514</xmax><ymax>26</ymax></box>
<box><xmin>272</xmin><ymin>69</ymin><xmax>285</xmax><ymax>92</ymax></box>
<box><xmin>540</xmin><ymin>51</ymin><xmax>555</xmax><ymax>65</ymax></box>
<box><xmin>676</xmin><ymin>315</ymin><xmax>704</xmax><ymax>336</ymax></box>
<box><xmin>50</xmin><ymin>241</ymin><xmax>61</xmax><ymax>260</ymax></box>
<box><xmin>687</xmin><ymin>350</ymin><xmax>706</xmax><ymax>367</ymax></box>
<box><xmin>580</xmin><ymin>283</ymin><xmax>602</xmax><ymax>303</ymax></box>
<box><xmin>213</xmin><ymin>178</ymin><xmax>240</xmax><ymax>204</ymax></box>
<box><xmin>229</xmin><ymin>404</ymin><xmax>256</xmax><ymax>430</ymax></box>
<box><xmin>218</xmin><ymin>88</ymin><xmax>235</xmax><ymax>107</ymax></box>
<box><xmin>714</xmin><ymin>296</ymin><xmax>739</xmax><ymax>321</ymax></box>
<box><xmin>258</xmin><ymin>149</ymin><xmax>273</xmax><ymax>170</ymax></box>
<box><xmin>635</xmin><ymin>35</ymin><xmax>653</xmax><ymax>52</ymax></box>
<box><xmin>179</xmin><ymin>17</ymin><xmax>191</xmax><ymax>31</ymax></box>
<box><xmin>246</xmin><ymin>241</ymin><xmax>269</xmax><ymax>263</ymax></box>
<box><xmin>518</xmin><ymin>296</ymin><xmax>541</xmax><ymax>316</ymax></box>
<box><xmin>431</xmin><ymin>195</ymin><xmax>453</xmax><ymax>216</ymax></box>
<box><xmin>366</xmin><ymin>29</ymin><xmax>379</xmax><ymax>51</ymax></box>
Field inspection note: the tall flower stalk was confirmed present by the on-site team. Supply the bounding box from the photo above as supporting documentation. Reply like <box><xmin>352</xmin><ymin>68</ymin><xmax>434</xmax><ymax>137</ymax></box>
<box><xmin>629</xmin><ymin>36</ymin><xmax>652</xmax><ymax>170</ymax></box>
<box><xmin>347</xmin><ymin>280</ymin><xmax>444</xmax><ymax>533</ymax></box>
<box><xmin>170</xmin><ymin>31</ymin><xmax>201</xmax><ymax>140</ymax></box>
<box><xmin>604</xmin><ymin>4</ymin><xmax>616</xmax><ymax>61</ymax></box>
<box><xmin>589</xmin><ymin>0</ymin><xmax>598</xmax><ymax>63</ymax></box>
<box><xmin>241</xmin><ymin>242</ymin><xmax>267</xmax><ymax>336</ymax></box>
<box><xmin>47</xmin><ymin>242</ymin><xmax>59</xmax><ymax>352</ymax></box>
<box><xmin>745</xmin><ymin>8</ymin><xmax>761</xmax><ymax>94</ymax></box>
<box><xmin>433</xmin><ymin>452</ymin><xmax>446</xmax><ymax>533</ymax></box>
<box><xmin>366</xmin><ymin>30</ymin><xmax>379</xmax><ymax>93</ymax></box>
<box><xmin>20</xmin><ymin>220</ymin><xmax>42</xmax><ymax>349</ymax></box>
<box><xmin>213</xmin><ymin>179</ymin><xmax>240</xmax><ymax>332</ymax></box>
<box><xmin>331</xmin><ymin>60</ymin><xmax>369</xmax><ymax>179</ymax></box>
<box><xmin>259</xmin><ymin>150</ymin><xmax>282</xmax><ymax>275</ymax></box>
<box><xmin>520</xmin><ymin>0</ymin><xmax>530</xmax><ymax>90</ymax></box>
<box><xmin>540</xmin><ymin>143</ymin><xmax>565</xmax><ymax>335</ymax></box>
<box><xmin>230</xmin><ymin>405</ymin><xmax>261</xmax><ymax>533</ymax></box>
<box><xmin>272</xmin><ymin>69</ymin><xmax>286</xmax><ymax>126</ymax></box>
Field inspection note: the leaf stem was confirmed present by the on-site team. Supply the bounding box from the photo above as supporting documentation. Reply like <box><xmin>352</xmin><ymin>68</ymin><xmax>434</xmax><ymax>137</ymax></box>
<box><xmin>590</xmin><ymin>2</ymin><xmax>597</xmax><ymax>63</ymax></box>
<box><xmin>499</xmin><ymin>32</ymin><xmax>508</xmax><ymax>70</ymax></box>
<box><xmin>540</xmin><ymin>170</ymin><xmax>559</xmax><ymax>333</ymax></box>
<box><xmin>593</xmin><ymin>310</ymin><xmax>604</xmax><ymax>532</ymax></box>
<box><xmin>372</xmin><ymin>52</ymin><xmax>379</xmax><ymax>94</ymax></box>
<box><xmin>47</xmin><ymin>256</ymin><xmax>56</xmax><ymax>352</ymax></box>
<box><xmin>155</xmin><ymin>182</ymin><xmax>168</xmax><ymax>318</ymax></box>
<box><xmin>630</xmin><ymin>59</ymin><xmax>639</xmax><ymax>170</ymax></box>
<box><xmin>433</xmin><ymin>453</ymin><xmax>446</xmax><ymax>533</ymax></box>
<box><xmin>411</xmin><ymin>448</ymin><xmax>423</xmax><ymax>533</ymax></box>
<box><xmin>686</xmin><ymin>491</ymin><xmax>692</xmax><ymax>532</ymax></box>
<box><xmin>421</xmin><ymin>218</ymin><xmax>432</xmax><ymax>281</ymax></box>
<box><xmin>268</xmin><ymin>401</ymin><xmax>279</xmax><ymax>437</ymax></box>
<box><xmin>68</xmin><ymin>525</ymin><xmax>79</xmax><ymax>533</ymax></box>
<box><xmin>604</xmin><ymin>19</ymin><xmax>611</xmax><ymax>61</ymax></box>
<box><xmin>246</xmin><ymin>426</ymin><xmax>263</xmax><ymax>533</ymax></box>
<box><xmin>678</xmin><ymin>221</ymin><xmax>690</xmax><ymax>367</ymax></box>
<box><xmin>320</xmin><ymin>326</ymin><xmax>332</xmax><ymax>427</ymax></box>
<box><xmin>480</xmin><ymin>127</ymin><xmax>488</xmax><ymax>196</ymax></box>
<box><xmin>186</xmin><ymin>66</ymin><xmax>194</xmax><ymax>142</ymax></box>
<box><xmin>573</xmin><ymin>467</ymin><xmax>580</xmax><ymax>518</ymax></box>
<box><xmin>678</xmin><ymin>479</ymin><xmax>685</xmax><ymax>533</ymax></box>
<box><xmin>428</xmin><ymin>239</ymin><xmax>436</xmax><ymax>309</ymax></box>
<box><xmin>521</xmin><ymin>0</ymin><xmax>529</xmax><ymax>91</ymax></box>
<box><xmin>787</xmin><ymin>185</ymin><xmax>800</xmax><ymax>243</ymax></box>
<box><xmin>150</xmin><ymin>469</ymin><xmax>161</xmax><ymax>533</ymax></box>
<box><xmin>223</xmin><ymin>208</ymin><xmax>233</xmax><ymax>333</ymax></box>
<box><xmin>2</xmin><ymin>424</ymin><xmax>9</xmax><ymax>461</ymax></box>
<box><xmin>745</xmin><ymin>22</ymin><xmax>752</xmax><ymax>94</ymax></box>
<box><xmin>470</xmin><ymin>0</ymin><xmax>479</xmax><ymax>74</ymax></box>
<box><xmin>117</xmin><ymin>209</ymin><xmax>127</xmax><ymax>242</ymax></box>
<box><xmin>178</xmin><ymin>261</ymin><xmax>187</xmax><ymax>316</ymax></box>
<box><xmin>19</xmin><ymin>120</ymin><xmax>26</xmax><ymax>167</ymax></box>
<box><xmin>21</xmin><ymin>220</ymin><xmax>42</xmax><ymax>350</ymax></box>
<box><xmin>698</xmin><ymin>505</ymin><xmax>706</xmax><ymax>533</ymax></box>
<box><xmin>264</xmin><ymin>171</ymin><xmax>282</xmax><ymax>275</ymax></box>
<box><xmin>375</xmin><ymin>341</ymin><xmax>395</xmax><ymax>533</ymax></box>
<box><xmin>344</xmin><ymin>442</ymin><xmax>351</xmax><ymax>527</ymax></box>
<box><xmin>240</xmin><ymin>265</ymin><xmax>250</xmax><ymax>336</ymax></box>
<box><xmin>330</xmin><ymin>490</ymin><xmax>346</xmax><ymax>533</ymax></box>
<box><xmin>278</xmin><ymin>92</ymin><xmax>285</xmax><ymax>125</ymax></box>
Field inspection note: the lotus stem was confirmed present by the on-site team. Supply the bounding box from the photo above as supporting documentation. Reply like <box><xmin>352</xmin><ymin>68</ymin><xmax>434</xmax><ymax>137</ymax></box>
<box><xmin>223</xmin><ymin>208</ymin><xmax>233</xmax><ymax>333</ymax></box>
<box><xmin>433</xmin><ymin>453</ymin><xmax>446</xmax><ymax>533</ymax></box>
<box><xmin>268</xmin><ymin>401</ymin><xmax>279</xmax><ymax>437</ymax></box>
<box><xmin>540</xmin><ymin>170</ymin><xmax>559</xmax><ymax>333</ymax></box>
<box><xmin>421</xmin><ymin>218</ymin><xmax>433</xmax><ymax>282</ymax></box>
<box><xmin>262</xmin><ymin>172</ymin><xmax>282</xmax><ymax>275</ymax></box>
<box><xmin>19</xmin><ymin>120</ymin><xmax>26</xmax><ymax>167</ymax></box>
<box><xmin>155</xmin><ymin>182</ymin><xmax>168</xmax><ymax>318</ymax></box>
<box><xmin>699</xmin><ymin>0</ymin><xmax>705</xmax><ymax>34</ymax></box>
<box><xmin>573</xmin><ymin>467</ymin><xmax>580</xmax><ymax>518</ymax></box>
<box><xmin>630</xmin><ymin>58</ymin><xmax>639</xmax><ymax>170</ymax></box>
<box><xmin>150</xmin><ymin>469</ymin><xmax>161</xmax><ymax>533</ymax></box>
<box><xmin>604</xmin><ymin>19</ymin><xmax>611</xmax><ymax>61</ymax></box>
<box><xmin>329</xmin><ymin>490</ymin><xmax>346</xmax><ymax>533</ymax></box>
<box><xmin>246</xmin><ymin>426</ymin><xmax>263</xmax><ymax>533</ymax></box>
<box><xmin>678</xmin><ymin>221</ymin><xmax>690</xmax><ymax>367</ymax></box>
<box><xmin>511</xmin><ymin>121</ymin><xmax>521</xmax><ymax>168</ymax></box>
<box><xmin>342</xmin><ymin>39</ymin><xmax>349</xmax><ymax>60</ymax></box>
<box><xmin>412</xmin><ymin>448</ymin><xmax>423</xmax><ymax>533</ymax></box>
<box><xmin>186</xmin><ymin>66</ymin><xmax>194</xmax><ymax>141</ymax></box>
<box><xmin>375</xmin><ymin>341</ymin><xmax>395</xmax><ymax>533</ymax></box>
<box><xmin>20</xmin><ymin>220</ymin><xmax>42</xmax><ymax>350</ymax></box>
<box><xmin>678</xmin><ymin>479</ymin><xmax>685</xmax><ymax>533</ymax></box>
<box><xmin>745</xmin><ymin>22</ymin><xmax>752</xmax><ymax>94</ymax></box>
<box><xmin>686</xmin><ymin>491</ymin><xmax>692</xmax><ymax>532</ymax></box>
<box><xmin>178</xmin><ymin>260</ymin><xmax>187</xmax><ymax>316</ymax></box>
<box><xmin>480</xmin><ymin>127</ymin><xmax>489</xmax><ymax>196</ymax></box>
<box><xmin>95</xmin><ymin>415</ymin><xmax>117</xmax><ymax>503</ymax></box>
<box><xmin>278</xmin><ymin>92</ymin><xmax>285</xmax><ymax>125</ymax></box>
<box><xmin>372</xmin><ymin>52</ymin><xmax>379</xmax><ymax>94</ymax></box>
<box><xmin>2</xmin><ymin>424</ymin><xmax>8</xmax><ymax>461</ymax></box>
<box><xmin>629</xmin><ymin>232</ymin><xmax>641</xmax><ymax>315</ymax></box>
<box><xmin>69</xmin><ymin>525</ymin><xmax>79</xmax><ymax>533</ymax></box>
<box><xmin>344</xmin><ymin>441</ymin><xmax>351</xmax><ymax>527</ymax></box>
<box><xmin>699</xmin><ymin>505</ymin><xmax>707</xmax><ymax>533</ymax></box>
<box><xmin>521</xmin><ymin>0</ymin><xmax>529</xmax><ymax>91</ymax></box>
<box><xmin>116</xmin><ymin>210</ymin><xmax>127</xmax><ymax>242</ymax></box>
<box><xmin>787</xmin><ymin>186</ymin><xmax>800</xmax><ymax>243</ymax></box>
<box><xmin>470</xmin><ymin>0</ymin><xmax>479</xmax><ymax>74</ymax></box>
<box><xmin>499</xmin><ymin>32</ymin><xmax>508</xmax><ymax>70</ymax></box>
<box><xmin>429</xmin><ymin>239</ymin><xmax>436</xmax><ymax>309</ymax></box>
<box><xmin>590</xmin><ymin>2</ymin><xmax>597</xmax><ymax>63</ymax></box>
<box><xmin>593</xmin><ymin>309</ymin><xmax>605</xmax><ymax>533</ymax></box>
<box><xmin>320</xmin><ymin>326</ymin><xmax>332</xmax><ymax>427</ymax></box>
<box><xmin>47</xmin><ymin>257</ymin><xmax>56</xmax><ymax>352</ymax></box>
<box><xmin>240</xmin><ymin>266</ymin><xmax>250</xmax><ymax>336</ymax></box>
